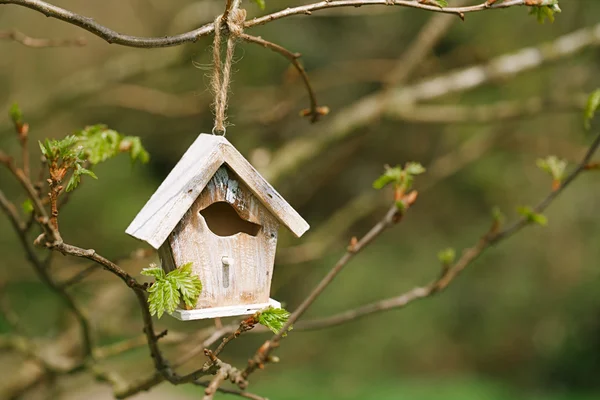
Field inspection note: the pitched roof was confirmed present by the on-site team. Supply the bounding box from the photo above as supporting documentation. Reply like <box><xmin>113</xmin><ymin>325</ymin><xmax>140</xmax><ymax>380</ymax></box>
<box><xmin>126</xmin><ymin>134</ymin><xmax>309</xmax><ymax>249</ymax></box>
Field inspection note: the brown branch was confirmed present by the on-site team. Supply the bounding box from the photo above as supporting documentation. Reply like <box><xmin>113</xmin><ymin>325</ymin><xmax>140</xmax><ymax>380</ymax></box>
<box><xmin>243</xmin><ymin>198</ymin><xmax>415</xmax><ymax>380</ymax></box>
<box><xmin>245</xmin><ymin>0</ymin><xmax>531</xmax><ymax>29</ymax></box>
<box><xmin>60</xmin><ymin>247</ymin><xmax>153</xmax><ymax>288</ymax></box>
<box><xmin>0</xmin><ymin>29</ymin><xmax>86</xmax><ymax>47</ymax></box>
<box><xmin>296</xmin><ymin>131</ymin><xmax>600</xmax><ymax>330</ymax></box>
<box><xmin>1</xmin><ymin>0</ymin><xmax>538</xmax><ymax>49</ymax></box>
<box><xmin>239</xmin><ymin>33</ymin><xmax>327</xmax><ymax>123</ymax></box>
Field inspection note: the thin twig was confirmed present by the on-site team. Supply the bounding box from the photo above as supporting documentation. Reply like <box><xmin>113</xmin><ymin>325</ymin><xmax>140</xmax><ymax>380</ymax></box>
<box><xmin>243</xmin><ymin>201</ymin><xmax>413</xmax><ymax>379</ymax></box>
<box><xmin>296</xmin><ymin>131</ymin><xmax>600</xmax><ymax>330</ymax></box>
<box><xmin>239</xmin><ymin>33</ymin><xmax>327</xmax><ymax>123</ymax></box>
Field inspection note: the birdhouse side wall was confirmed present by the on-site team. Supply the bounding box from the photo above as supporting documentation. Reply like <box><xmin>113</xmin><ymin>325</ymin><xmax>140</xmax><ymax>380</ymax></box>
<box><xmin>168</xmin><ymin>166</ymin><xmax>279</xmax><ymax>309</ymax></box>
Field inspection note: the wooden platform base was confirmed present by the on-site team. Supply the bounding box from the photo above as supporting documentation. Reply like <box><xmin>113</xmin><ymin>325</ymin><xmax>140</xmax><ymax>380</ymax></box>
<box><xmin>170</xmin><ymin>298</ymin><xmax>281</xmax><ymax>321</ymax></box>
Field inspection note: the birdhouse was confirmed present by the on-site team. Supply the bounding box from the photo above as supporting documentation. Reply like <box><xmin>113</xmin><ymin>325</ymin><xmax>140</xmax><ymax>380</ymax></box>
<box><xmin>126</xmin><ymin>134</ymin><xmax>309</xmax><ymax>320</ymax></box>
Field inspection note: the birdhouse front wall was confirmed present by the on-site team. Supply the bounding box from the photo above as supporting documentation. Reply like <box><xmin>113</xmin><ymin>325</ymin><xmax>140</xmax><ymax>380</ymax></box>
<box><xmin>161</xmin><ymin>166</ymin><xmax>279</xmax><ymax>309</ymax></box>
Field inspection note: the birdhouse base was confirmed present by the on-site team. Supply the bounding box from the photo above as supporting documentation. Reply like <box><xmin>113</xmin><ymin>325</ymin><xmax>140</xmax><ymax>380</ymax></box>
<box><xmin>170</xmin><ymin>298</ymin><xmax>282</xmax><ymax>321</ymax></box>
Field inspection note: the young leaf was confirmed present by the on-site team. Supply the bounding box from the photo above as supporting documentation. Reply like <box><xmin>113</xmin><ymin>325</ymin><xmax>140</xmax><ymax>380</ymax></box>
<box><xmin>143</xmin><ymin>263</ymin><xmax>202</xmax><ymax>317</ymax></box>
<box><xmin>122</xmin><ymin>136</ymin><xmax>150</xmax><ymax>164</ymax></box>
<box><xmin>529</xmin><ymin>2</ymin><xmax>561</xmax><ymax>24</ymax></box>
<box><xmin>373</xmin><ymin>166</ymin><xmax>402</xmax><ymax>189</ymax></box>
<box><xmin>258</xmin><ymin>306</ymin><xmax>292</xmax><ymax>336</ymax></box>
<box><xmin>9</xmin><ymin>103</ymin><xmax>23</xmax><ymax>125</ymax></box>
<box><xmin>167</xmin><ymin>262</ymin><xmax>202</xmax><ymax>308</ymax></box>
<box><xmin>141</xmin><ymin>265</ymin><xmax>166</xmax><ymax>280</ymax></box>
<box><xmin>584</xmin><ymin>89</ymin><xmax>600</xmax><ymax>130</ymax></box>
<box><xmin>536</xmin><ymin>156</ymin><xmax>567</xmax><ymax>182</ymax></box>
<box><xmin>22</xmin><ymin>199</ymin><xmax>34</xmax><ymax>214</ymax></box>
<box><xmin>517</xmin><ymin>206</ymin><xmax>548</xmax><ymax>226</ymax></box>
<box><xmin>405</xmin><ymin>162</ymin><xmax>426</xmax><ymax>176</ymax></box>
<box><xmin>437</xmin><ymin>248</ymin><xmax>456</xmax><ymax>265</ymax></box>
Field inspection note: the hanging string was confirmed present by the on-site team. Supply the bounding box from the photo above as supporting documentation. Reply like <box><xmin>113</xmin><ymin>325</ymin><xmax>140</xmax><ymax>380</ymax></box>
<box><xmin>211</xmin><ymin>7</ymin><xmax>246</xmax><ymax>136</ymax></box>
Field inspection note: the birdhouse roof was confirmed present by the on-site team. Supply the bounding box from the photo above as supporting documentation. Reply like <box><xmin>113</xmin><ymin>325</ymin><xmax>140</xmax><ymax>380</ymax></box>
<box><xmin>126</xmin><ymin>134</ymin><xmax>309</xmax><ymax>249</ymax></box>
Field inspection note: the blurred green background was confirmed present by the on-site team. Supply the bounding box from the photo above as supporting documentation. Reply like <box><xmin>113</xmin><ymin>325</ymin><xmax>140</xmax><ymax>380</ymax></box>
<box><xmin>1</xmin><ymin>0</ymin><xmax>600</xmax><ymax>399</ymax></box>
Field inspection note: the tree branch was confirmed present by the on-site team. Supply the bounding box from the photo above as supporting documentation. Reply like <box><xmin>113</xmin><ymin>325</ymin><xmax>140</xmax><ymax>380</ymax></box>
<box><xmin>296</xmin><ymin>131</ymin><xmax>600</xmax><ymax>330</ymax></box>
<box><xmin>243</xmin><ymin>196</ymin><xmax>417</xmax><ymax>380</ymax></box>
<box><xmin>1</xmin><ymin>0</ymin><xmax>540</xmax><ymax>49</ymax></box>
<box><xmin>0</xmin><ymin>0</ymin><xmax>215</xmax><ymax>48</ymax></box>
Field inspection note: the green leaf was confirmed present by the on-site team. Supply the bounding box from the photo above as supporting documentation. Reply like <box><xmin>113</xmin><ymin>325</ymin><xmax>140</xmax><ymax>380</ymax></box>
<box><xmin>373</xmin><ymin>166</ymin><xmax>402</xmax><ymax>189</ymax></box>
<box><xmin>167</xmin><ymin>262</ymin><xmax>202</xmax><ymax>308</ymax></box>
<box><xmin>122</xmin><ymin>136</ymin><xmax>150</xmax><ymax>164</ymax></box>
<box><xmin>434</xmin><ymin>0</ymin><xmax>448</xmax><ymax>7</ymax></box>
<box><xmin>141</xmin><ymin>265</ymin><xmax>166</xmax><ymax>280</ymax></box>
<box><xmin>258</xmin><ymin>306</ymin><xmax>292</xmax><ymax>336</ymax></box>
<box><xmin>405</xmin><ymin>162</ymin><xmax>426</xmax><ymax>176</ymax></box>
<box><xmin>75</xmin><ymin>125</ymin><xmax>121</xmax><ymax>164</ymax></box>
<box><xmin>437</xmin><ymin>248</ymin><xmax>456</xmax><ymax>265</ymax></box>
<box><xmin>9</xmin><ymin>103</ymin><xmax>22</xmax><ymax>125</ymax></box>
<box><xmin>250</xmin><ymin>0</ymin><xmax>266</xmax><ymax>10</ymax></box>
<box><xmin>373</xmin><ymin>162</ymin><xmax>426</xmax><ymax>191</ymax></box>
<box><xmin>65</xmin><ymin>164</ymin><xmax>98</xmax><ymax>192</ymax></box>
<box><xmin>517</xmin><ymin>206</ymin><xmax>548</xmax><ymax>226</ymax></box>
<box><xmin>536</xmin><ymin>155</ymin><xmax>567</xmax><ymax>182</ymax></box>
<box><xmin>529</xmin><ymin>2</ymin><xmax>561</xmax><ymax>24</ymax></box>
<box><xmin>143</xmin><ymin>263</ymin><xmax>202</xmax><ymax>318</ymax></box>
<box><xmin>584</xmin><ymin>89</ymin><xmax>600</xmax><ymax>130</ymax></box>
<box><xmin>22</xmin><ymin>199</ymin><xmax>33</xmax><ymax>214</ymax></box>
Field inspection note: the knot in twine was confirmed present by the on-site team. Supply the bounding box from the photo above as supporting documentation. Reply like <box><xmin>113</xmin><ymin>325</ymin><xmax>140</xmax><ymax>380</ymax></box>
<box><xmin>211</xmin><ymin>7</ymin><xmax>246</xmax><ymax>136</ymax></box>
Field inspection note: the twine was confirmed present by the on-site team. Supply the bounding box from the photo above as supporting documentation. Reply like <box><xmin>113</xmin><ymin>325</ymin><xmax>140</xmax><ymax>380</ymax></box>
<box><xmin>211</xmin><ymin>7</ymin><xmax>246</xmax><ymax>136</ymax></box>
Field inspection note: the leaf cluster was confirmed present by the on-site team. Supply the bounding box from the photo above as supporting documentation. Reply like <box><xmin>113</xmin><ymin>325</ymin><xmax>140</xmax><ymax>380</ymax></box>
<box><xmin>529</xmin><ymin>1</ymin><xmax>561</xmax><ymax>24</ymax></box>
<box><xmin>257</xmin><ymin>306</ymin><xmax>292</xmax><ymax>336</ymax></box>
<box><xmin>38</xmin><ymin>124</ymin><xmax>149</xmax><ymax>192</ymax></box>
<box><xmin>536</xmin><ymin>156</ymin><xmax>567</xmax><ymax>183</ymax></box>
<box><xmin>373</xmin><ymin>162</ymin><xmax>426</xmax><ymax>210</ymax></box>
<box><xmin>142</xmin><ymin>263</ymin><xmax>203</xmax><ymax>318</ymax></box>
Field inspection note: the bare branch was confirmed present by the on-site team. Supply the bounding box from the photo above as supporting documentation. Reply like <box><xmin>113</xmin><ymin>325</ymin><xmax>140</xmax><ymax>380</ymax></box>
<box><xmin>0</xmin><ymin>0</ymin><xmax>215</xmax><ymax>48</ymax></box>
<box><xmin>243</xmin><ymin>199</ymin><xmax>416</xmax><ymax>379</ymax></box>
<box><xmin>245</xmin><ymin>0</ymin><xmax>531</xmax><ymax>29</ymax></box>
<box><xmin>239</xmin><ymin>33</ymin><xmax>327</xmax><ymax>122</ymax></box>
<box><xmin>296</xmin><ymin>131</ymin><xmax>600</xmax><ymax>330</ymax></box>
<box><xmin>1</xmin><ymin>0</ymin><xmax>539</xmax><ymax>49</ymax></box>
<box><xmin>0</xmin><ymin>28</ymin><xmax>86</xmax><ymax>47</ymax></box>
<box><xmin>264</xmin><ymin>22</ymin><xmax>600</xmax><ymax>183</ymax></box>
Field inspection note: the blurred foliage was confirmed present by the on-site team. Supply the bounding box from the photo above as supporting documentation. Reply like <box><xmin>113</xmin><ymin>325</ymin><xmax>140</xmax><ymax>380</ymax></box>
<box><xmin>1</xmin><ymin>0</ymin><xmax>600</xmax><ymax>399</ymax></box>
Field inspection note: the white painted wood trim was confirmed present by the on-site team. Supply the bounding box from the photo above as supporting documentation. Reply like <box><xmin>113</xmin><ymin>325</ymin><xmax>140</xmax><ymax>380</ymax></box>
<box><xmin>170</xmin><ymin>298</ymin><xmax>282</xmax><ymax>321</ymax></box>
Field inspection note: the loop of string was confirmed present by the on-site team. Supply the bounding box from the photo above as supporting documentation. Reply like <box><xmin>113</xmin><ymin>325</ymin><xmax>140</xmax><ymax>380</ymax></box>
<box><xmin>211</xmin><ymin>7</ymin><xmax>246</xmax><ymax>136</ymax></box>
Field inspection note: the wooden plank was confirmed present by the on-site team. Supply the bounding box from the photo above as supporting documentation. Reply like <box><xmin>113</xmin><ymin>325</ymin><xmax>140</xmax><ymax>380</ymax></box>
<box><xmin>171</xmin><ymin>298</ymin><xmax>281</xmax><ymax>321</ymax></box>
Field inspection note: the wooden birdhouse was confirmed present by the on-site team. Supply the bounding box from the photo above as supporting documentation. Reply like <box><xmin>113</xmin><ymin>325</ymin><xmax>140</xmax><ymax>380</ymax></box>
<box><xmin>126</xmin><ymin>134</ymin><xmax>309</xmax><ymax>320</ymax></box>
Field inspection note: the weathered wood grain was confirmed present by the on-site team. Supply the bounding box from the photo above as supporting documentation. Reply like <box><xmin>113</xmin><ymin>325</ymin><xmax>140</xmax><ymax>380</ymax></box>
<box><xmin>169</xmin><ymin>166</ymin><xmax>279</xmax><ymax>309</ymax></box>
